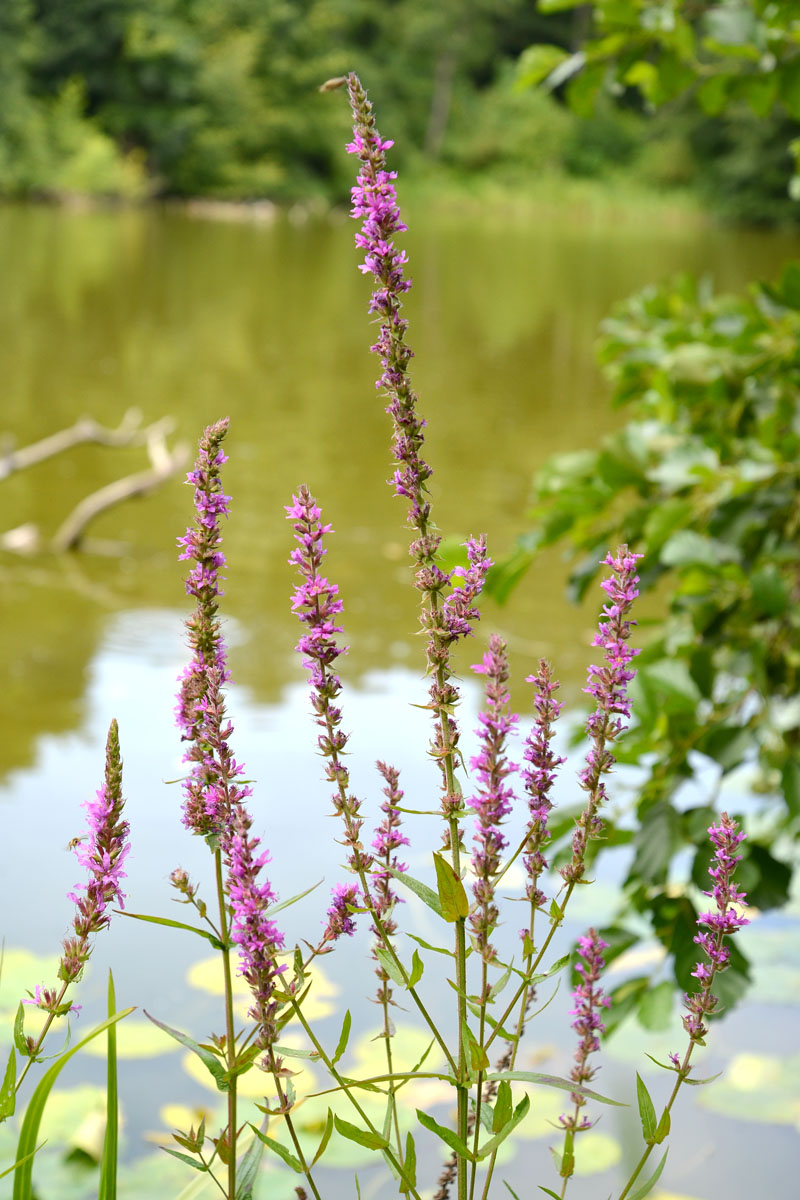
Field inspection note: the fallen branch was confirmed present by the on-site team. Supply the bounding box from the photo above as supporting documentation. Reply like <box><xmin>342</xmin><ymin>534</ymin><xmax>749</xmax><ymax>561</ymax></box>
<box><xmin>1</xmin><ymin>415</ymin><xmax>189</xmax><ymax>555</ymax></box>
<box><xmin>0</xmin><ymin>409</ymin><xmax>148</xmax><ymax>480</ymax></box>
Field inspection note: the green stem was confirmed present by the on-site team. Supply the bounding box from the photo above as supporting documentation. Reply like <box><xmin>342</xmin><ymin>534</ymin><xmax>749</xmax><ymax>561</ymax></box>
<box><xmin>214</xmin><ymin>849</ymin><xmax>238</xmax><ymax>1200</ymax></box>
<box><xmin>273</xmin><ymin>1071</ymin><xmax>324</xmax><ymax>1200</ymax></box>
<box><xmin>483</xmin><ymin>884</ymin><xmax>573</xmax><ymax>1056</ymax></box>
<box><xmin>14</xmin><ymin>978</ymin><xmax>71</xmax><ymax>1093</ymax></box>
<box><xmin>468</xmin><ymin>961</ymin><xmax>488</xmax><ymax>1200</ymax></box>
<box><xmin>288</xmin><ymin>996</ymin><xmax>423</xmax><ymax>1200</ymax></box>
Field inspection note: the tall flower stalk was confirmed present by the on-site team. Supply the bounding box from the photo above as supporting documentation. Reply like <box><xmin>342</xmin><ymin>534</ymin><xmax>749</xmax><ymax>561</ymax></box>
<box><xmin>347</xmin><ymin>73</ymin><xmax>491</xmax><ymax>1200</ymax></box>
<box><xmin>16</xmin><ymin>719</ymin><xmax>128</xmax><ymax>1092</ymax></box>
<box><xmin>616</xmin><ymin>812</ymin><xmax>749</xmax><ymax>1200</ymax></box>
<box><xmin>556</xmin><ymin>930</ymin><xmax>611</xmax><ymax>1197</ymax></box>
<box><xmin>175</xmin><ymin>420</ymin><xmax>302</xmax><ymax>1199</ymax></box>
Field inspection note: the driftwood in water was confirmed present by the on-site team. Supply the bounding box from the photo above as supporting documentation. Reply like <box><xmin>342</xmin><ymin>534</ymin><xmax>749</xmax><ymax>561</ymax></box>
<box><xmin>1</xmin><ymin>411</ymin><xmax>188</xmax><ymax>554</ymax></box>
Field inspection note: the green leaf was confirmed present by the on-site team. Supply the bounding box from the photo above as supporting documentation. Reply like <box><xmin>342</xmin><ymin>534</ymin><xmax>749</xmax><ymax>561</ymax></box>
<box><xmin>636</xmin><ymin>1073</ymin><xmax>657</xmax><ymax>1144</ymax></box>
<box><xmin>98</xmin><ymin>971</ymin><xmax>119</xmax><ymax>1200</ymax></box>
<box><xmin>160</xmin><ymin>1147</ymin><xmax>207</xmax><ymax>1172</ymax></box>
<box><xmin>387</xmin><ymin>868</ymin><xmax>443</xmax><ymax>919</ymax></box>
<box><xmin>537</xmin><ymin>1189</ymin><xmax>562</xmax><ymax>1200</ymax></box>
<box><xmin>559</xmin><ymin>1126</ymin><xmax>574</xmax><ymax>1178</ymax></box>
<box><xmin>462</xmin><ymin>1020</ymin><xmax>489</xmax><ymax>1072</ymax></box>
<box><xmin>250</xmin><ymin>1126</ymin><xmax>303</xmax><ymax>1172</ymax></box>
<box><xmin>312</xmin><ymin>1109</ymin><xmax>334</xmax><ymax>1166</ymax></box>
<box><xmin>697</xmin><ymin>73</ymin><xmax>730</xmax><ymax>115</ymax></box>
<box><xmin>272</xmin><ymin>1044</ymin><xmax>317</xmax><ymax>1060</ymax></box>
<box><xmin>486</xmin><ymin>1071</ymin><xmax>626</xmax><ymax>1106</ymax></box>
<box><xmin>654</xmin><ymin>1107</ymin><xmax>671</xmax><ymax>1144</ymax></box>
<box><xmin>400</xmin><ymin>1131</ymin><xmax>417</xmax><ymax>1194</ymax></box>
<box><xmin>0</xmin><ymin>1046</ymin><xmax>15</xmax><ymax>1121</ymax></box>
<box><xmin>334</xmin><ymin>1115</ymin><xmax>389</xmax><ymax>1151</ymax></box>
<box><xmin>628</xmin><ymin>1148</ymin><xmax>668</xmax><ymax>1199</ymax></box>
<box><xmin>236</xmin><ymin>1122</ymin><xmax>267</xmax><ymax>1199</ymax></box>
<box><xmin>13</xmin><ymin>1004</ymin><xmax>27</xmax><ymax>1058</ymax></box>
<box><xmin>374</xmin><ymin>947</ymin><xmax>406</xmax><ymax>988</ymax></box>
<box><xmin>476</xmin><ymin>1094</ymin><xmax>530</xmax><ymax>1159</ymax></box>
<box><xmin>492</xmin><ymin>1080</ymin><xmax>513</xmax><ymax>1133</ymax></box>
<box><xmin>416</xmin><ymin>1108</ymin><xmax>474</xmax><ymax>1162</ymax></box>
<box><xmin>120</xmin><ymin>911</ymin><xmax>224</xmax><ymax>950</ymax></box>
<box><xmin>487</xmin><ymin>962</ymin><xmax>513</xmax><ymax>1003</ymax></box>
<box><xmin>433</xmin><ymin>853</ymin><xmax>469</xmax><ymax>922</ymax></box>
<box><xmin>12</xmin><ymin>1006</ymin><xmax>134</xmax><ymax>1200</ymax></box>
<box><xmin>406</xmin><ymin>933</ymin><xmax>453</xmax><ymax>958</ymax></box>
<box><xmin>0</xmin><ymin>1145</ymin><xmax>45</xmax><ymax>1182</ymax></box>
<box><xmin>265</xmin><ymin>878</ymin><xmax>324</xmax><ymax>916</ymax></box>
<box><xmin>144</xmin><ymin>1011</ymin><xmax>228</xmax><ymax>1092</ymax></box>
<box><xmin>682</xmin><ymin>1071</ymin><xmax>723</xmax><ymax>1087</ymax></box>
<box><xmin>409</xmin><ymin>949</ymin><xmax>424</xmax><ymax>988</ymax></box>
<box><xmin>332</xmin><ymin>1010</ymin><xmax>352</xmax><ymax>1066</ymax></box>
<box><xmin>504</xmin><ymin>1182</ymin><xmax>521</xmax><ymax>1200</ymax></box>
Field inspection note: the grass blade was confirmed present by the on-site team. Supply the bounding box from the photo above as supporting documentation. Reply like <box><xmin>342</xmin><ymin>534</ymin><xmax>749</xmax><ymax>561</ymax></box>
<box><xmin>98</xmin><ymin>970</ymin><xmax>119</xmax><ymax>1200</ymax></box>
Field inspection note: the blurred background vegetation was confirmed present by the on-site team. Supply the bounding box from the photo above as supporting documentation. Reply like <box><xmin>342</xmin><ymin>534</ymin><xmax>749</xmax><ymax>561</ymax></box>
<box><xmin>0</xmin><ymin>0</ymin><xmax>798</xmax><ymax>225</ymax></box>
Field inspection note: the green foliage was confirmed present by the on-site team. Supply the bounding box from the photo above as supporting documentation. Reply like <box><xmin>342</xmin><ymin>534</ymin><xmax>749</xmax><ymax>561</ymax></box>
<box><xmin>493</xmin><ymin>263</ymin><xmax>800</xmax><ymax>988</ymax></box>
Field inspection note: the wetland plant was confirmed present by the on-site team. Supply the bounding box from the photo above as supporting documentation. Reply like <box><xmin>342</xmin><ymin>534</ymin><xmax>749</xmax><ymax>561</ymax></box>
<box><xmin>2</xmin><ymin>73</ymin><xmax>750</xmax><ymax>1200</ymax></box>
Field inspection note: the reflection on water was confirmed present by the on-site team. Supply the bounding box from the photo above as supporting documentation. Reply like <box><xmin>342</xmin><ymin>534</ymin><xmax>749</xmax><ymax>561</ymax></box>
<box><xmin>2</xmin><ymin>205</ymin><xmax>799</xmax><ymax>1197</ymax></box>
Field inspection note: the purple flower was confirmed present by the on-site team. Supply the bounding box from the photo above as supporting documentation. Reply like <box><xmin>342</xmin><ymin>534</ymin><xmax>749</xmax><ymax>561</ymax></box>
<box><xmin>520</xmin><ymin>660</ymin><xmax>565</xmax><ymax>915</ymax></box>
<box><xmin>468</xmin><ymin>636</ymin><xmax>518</xmax><ymax>964</ymax></box>
<box><xmin>346</xmin><ymin>74</ymin><xmax>431</xmax><ymax>537</ymax></box>
<box><xmin>287</xmin><ymin>485</ymin><xmax>372</xmax><ymax>877</ymax></box>
<box><xmin>562</xmin><ymin>547</ymin><xmax>642</xmax><ymax>885</ymax></box>
<box><xmin>56</xmin><ymin>719</ymin><xmax>129</xmax><ymax>995</ymax></box>
<box><xmin>371</xmin><ymin>762</ymin><xmax>409</xmax><ymax>1005</ymax></box>
<box><xmin>560</xmin><ymin>929</ymin><xmax>610</xmax><ymax>1131</ymax></box>
<box><xmin>323</xmin><ymin>884</ymin><xmax>361</xmax><ymax>943</ymax></box>
<box><xmin>681</xmin><ymin>812</ymin><xmax>749</xmax><ymax>1045</ymax></box>
<box><xmin>176</xmin><ymin>419</ymin><xmax>249</xmax><ymax>838</ymax></box>
<box><xmin>227</xmin><ymin>805</ymin><xmax>286</xmax><ymax>1061</ymax></box>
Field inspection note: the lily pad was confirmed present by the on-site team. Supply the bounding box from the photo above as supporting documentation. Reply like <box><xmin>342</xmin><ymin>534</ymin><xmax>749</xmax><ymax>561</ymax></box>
<box><xmin>695</xmin><ymin>1052</ymin><xmax>800</xmax><ymax>1127</ymax></box>
<box><xmin>186</xmin><ymin>955</ymin><xmax>338</xmax><ymax>1022</ymax></box>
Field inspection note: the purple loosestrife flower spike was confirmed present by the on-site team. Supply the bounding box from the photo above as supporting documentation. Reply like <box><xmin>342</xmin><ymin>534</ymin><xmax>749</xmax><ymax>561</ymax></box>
<box><xmin>521</xmin><ymin>660</ymin><xmax>565</xmax><ymax>916</ymax></box>
<box><xmin>559</xmin><ymin>929</ymin><xmax>610</xmax><ymax>1131</ymax></box>
<box><xmin>227</xmin><ymin>804</ymin><xmax>286</xmax><ymax>1064</ymax></box>
<box><xmin>346</xmin><ymin>74</ymin><xmax>492</xmax><ymax>822</ymax></box>
<box><xmin>562</xmin><ymin>546</ymin><xmax>642</xmax><ymax>885</ymax></box>
<box><xmin>176</xmin><ymin>418</ymin><xmax>242</xmax><ymax>838</ymax></box>
<box><xmin>681</xmin><ymin>812</ymin><xmax>749</xmax><ymax>1046</ymax></box>
<box><xmin>286</xmin><ymin>485</ymin><xmax>373</xmax><ymax>877</ymax></box>
<box><xmin>469</xmin><ymin>636</ymin><xmax>518</xmax><ymax>964</ymax></box>
<box><xmin>371</xmin><ymin>762</ymin><xmax>410</xmax><ymax>1006</ymax></box>
<box><xmin>58</xmin><ymin>719</ymin><xmax>129</xmax><ymax>993</ymax></box>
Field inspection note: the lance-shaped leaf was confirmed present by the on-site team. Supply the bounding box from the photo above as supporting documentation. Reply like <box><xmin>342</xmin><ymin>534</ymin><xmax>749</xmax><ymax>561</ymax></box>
<box><xmin>416</xmin><ymin>1108</ymin><xmax>475</xmax><ymax>1162</ymax></box>
<box><xmin>433</xmin><ymin>853</ymin><xmax>469</xmax><ymax>921</ymax></box>
<box><xmin>98</xmin><ymin>971</ymin><xmax>119</xmax><ymax>1200</ymax></box>
<box><xmin>120</xmin><ymin>911</ymin><xmax>225</xmax><ymax>950</ymax></box>
<box><xmin>409</xmin><ymin>949</ymin><xmax>424</xmax><ymax>987</ymax></box>
<box><xmin>654</xmin><ymin>1107</ymin><xmax>670</xmax><ymax>1144</ymax></box>
<box><xmin>387</xmin><ymin>867</ymin><xmax>444</xmax><ymax>918</ymax></box>
<box><xmin>0</xmin><ymin>1048</ymin><xmax>16</xmax><ymax>1121</ymax></box>
<box><xmin>236</xmin><ymin>1123</ymin><xmax>267</xmax><ymax>1199</ymax></box>
<box><xmin>400</xmin><ymin>1131</ymin><xmax>417</xmax><ymax>1194</ymax></box>
<box><xmin>144</xmin><ymin>1011</ymin><xmax>228</xmax><ymax>1092</ymax></box>
<box><xmin>265</xmin><ymin>878</ymin><xmax>323</xmax><ymax>916</ymax></box>
<box><xmin>312</xmin><ymin>1109</ymin><xmax>335</xmax><ymax>1165</ymax></box>
<box><xmin>375</xmin><ymin>947</ymin><xmax>406</xmax><ymax>988</ymax></box>
<box><xmin>492</xmin><ymin>1080</ymin><xmax>513</xmax><ymax>1133</ymax></box>
<box><xmin>486</xmin><ymin>1070</ymin><xmax>626</xmax><ymax>1106</ymax></box>
<box><xmin>332</xmin><ymin>1010</ymin><xmax>352</xmax><ymax>1066</ymax></box>
<box><xmin>477</xmin><ymin>1094</ymin><xmax>530</xmax><ymax>1160</ymax></box>
<box><xmin>13</xmin><ymin>1005</ymin><xmax>27</xmax><ymax>1059</ymax></box>
<box><xmin>250</xmin><ymin>1126</ymin><xmax>303</xmax><ymax>1172</ymax></box>
<box><xmin>636</xmin><ymin>1073</ymin><xmax>657</xmax><ymax>1144</ymax></box>
<box><xmin>462</xmin><ymin>1020</ymin><xmax>489</xmax><ymax>1072</ymax></box>
<box><xmin>406</xmin><ymin>933</ymin><xmax>454</xmax><ymax>958</ymax></box>
<box><xmin>161</xmin><ymin>1147</ymin><xmax>207</xmax><ymax>1173</ymax></box>
<box><xmin>558</xmin><ymin>1126</ymin><xmax>574</xmax><ymax>1178</ymax></box>
<box><xmin>334</xmin><ymin>1115</ymin><xmax>389</xmax><ymax>1150</ymax></box>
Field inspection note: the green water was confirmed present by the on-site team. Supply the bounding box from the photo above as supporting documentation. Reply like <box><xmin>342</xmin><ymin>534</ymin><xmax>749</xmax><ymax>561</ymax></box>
<box><xmin>1</xmin><ymin>203</ymin><xmax>799</xmax><ymax>1199</ymax></box>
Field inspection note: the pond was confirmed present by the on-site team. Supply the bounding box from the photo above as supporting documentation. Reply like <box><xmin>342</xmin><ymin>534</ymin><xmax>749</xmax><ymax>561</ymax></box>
<box><xmin>0</xmin><ymin>200</ymin><xmax>798</xmax><ymax>1199</ymax></box>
